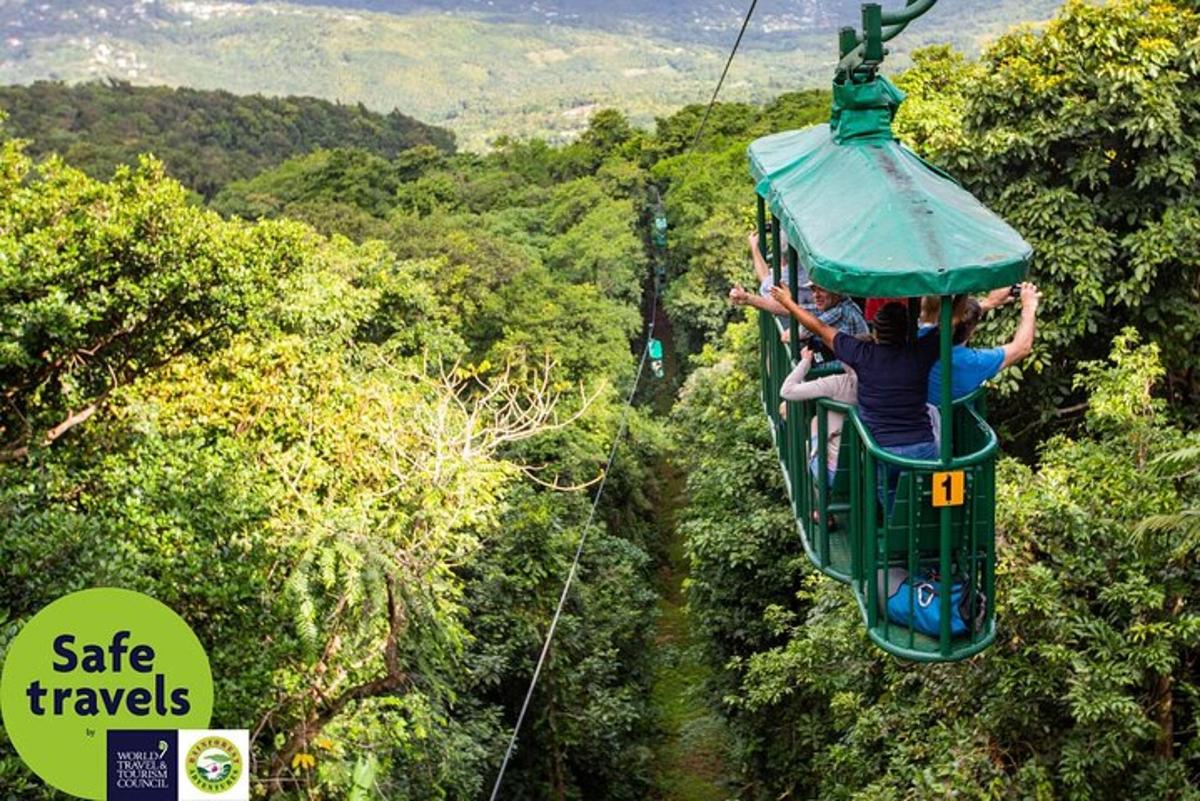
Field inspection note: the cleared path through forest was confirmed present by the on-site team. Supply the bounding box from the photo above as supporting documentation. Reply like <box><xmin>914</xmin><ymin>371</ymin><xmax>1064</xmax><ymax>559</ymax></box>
<box><xmin>643</xmin><ymin>297</ymin><xmax>732</xmax><ymax>801</ymax></box>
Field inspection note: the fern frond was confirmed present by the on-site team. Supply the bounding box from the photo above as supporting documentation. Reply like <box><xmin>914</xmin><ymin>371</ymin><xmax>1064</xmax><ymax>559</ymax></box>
<box><xmin>1149</xmin><ymin>443</ymin><xmax>1200</xmax><ymax>477</ymax></box>
<box><xmin>1133</xmin><ymin>509</ymin><xmax>1200</xmax><ymax>562</ymax></box>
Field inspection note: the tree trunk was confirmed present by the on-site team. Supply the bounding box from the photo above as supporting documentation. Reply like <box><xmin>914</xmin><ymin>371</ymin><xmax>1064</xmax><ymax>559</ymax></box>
<box><xmin>1150</xmin><ymin>594</ymin><xmax>1184</xmax><ymax>759</ymax></box>
<box><xmin>262</xmin><ymin>579</ymin><xmax>408</xmax><ymax>795</ymax></box>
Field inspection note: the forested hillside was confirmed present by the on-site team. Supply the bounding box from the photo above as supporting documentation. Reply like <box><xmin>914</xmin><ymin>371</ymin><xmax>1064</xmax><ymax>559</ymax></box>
<box><xmin>1</xmin><ymin>0</ymin><xmax>1198</xmax><ymax>798</ymax></box>
<box><xmin>227</xmin><ymin>0</ymin><xmax>1055</xmax><ymax>40</ymax></box>
<box><xmin>0</xmin><ymin>84</ymin><xmax>830</xmax><ymax>798</ymax></box>
<box><xmin>0</xmin><ymin>81</ymin><xmax>454</xmax><ymax>198</ymax></box>
<box><xmin>0</xmin><ymin>110</ymin><xmax>660</xmax><ymax>797</ymax></box>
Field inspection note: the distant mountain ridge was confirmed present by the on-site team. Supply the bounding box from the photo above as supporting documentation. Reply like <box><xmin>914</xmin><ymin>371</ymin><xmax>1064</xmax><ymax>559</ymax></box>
<box><xmin>0</xmin><ymin>80</ymin><xmax>454</xmax><ymax>197</ymax></box>
<box><xmin>237</xmin><ymin>0</ymin><xmax>862</xmax><ymax>33</ymax></box>
<box><xmin>2</xmin><ymin>0</ymin><xmax>1047</xmax><ymax>43</ymax></box>
<box><xmin>3</xmin><ymin>1</ymin><xmax>174</xmax><ymax>36</ymax></box>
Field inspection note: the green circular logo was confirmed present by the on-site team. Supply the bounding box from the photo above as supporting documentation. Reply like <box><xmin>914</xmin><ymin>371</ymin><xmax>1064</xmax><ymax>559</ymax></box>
<box><xmin>186</xmin><ymin>735</ymin><xmax>243</xmax><ymax>793</ymax></box>
<box><xmin>0</xmin><ymin>588</ymin><xmax>213</xmax><ymax>799</ymax></box>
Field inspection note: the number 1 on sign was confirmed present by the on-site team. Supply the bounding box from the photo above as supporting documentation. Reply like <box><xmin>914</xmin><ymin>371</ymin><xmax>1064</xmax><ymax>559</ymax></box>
<box><xmin>932</xmin><ymin>471</ymin><xmax>965</xmax><ymax>507</ymax></box>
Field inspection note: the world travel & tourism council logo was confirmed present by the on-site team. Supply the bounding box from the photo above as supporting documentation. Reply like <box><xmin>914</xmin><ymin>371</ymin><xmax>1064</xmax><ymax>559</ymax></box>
<box><xmin>108</xmin><ymin>730</ymin><xmax>177</xmax><ymax>798</ymax></box>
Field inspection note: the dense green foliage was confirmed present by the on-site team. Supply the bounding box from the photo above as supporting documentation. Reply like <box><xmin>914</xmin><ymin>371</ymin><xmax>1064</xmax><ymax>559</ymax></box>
<box><xmin>0</xmin><ymin>148</ymin><xmax>309</xmax><ymax>456</ymax></box>
<box><xmin>0</xmin><ymin>81</ymin><xmax>454</xmax><ymax>198</ymax></box>
<box><xmin>3</xmin><ymin>0</ymin><xmax>1199</xmax><ymax>798</ymax></box>
<box><xmin>679</xmin><ymin>323</ymin><xmax>1200</xmax><ymax>799</ymax></box>
<box><xmin>894</xmin><ymin>0</ymin><xmax>1200</xmax><ymax>435</ymax></box>
<box><xmin>651</xmin><ymin>91</ymin><xmax>832</xmax><ymax>354</ymax></box>
<box><xmin>665</xmin><ymin>2</ymin><xmax>1200</xmax><ymax>798</ymax></box>
<box><xmin>0</xmin><ymin>109</ymin><xmax>664</xmax><ymax>798</ymax></box>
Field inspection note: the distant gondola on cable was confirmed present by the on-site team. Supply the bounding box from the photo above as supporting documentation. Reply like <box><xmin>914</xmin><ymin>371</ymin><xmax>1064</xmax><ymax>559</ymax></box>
<box><xmin>748</xmin><ymin>0</ymin><xmax>1033</xmax><ymax>661</ymax></box>
<box><xmin>652</xmin><ymin>211</ymin><xmax>669</xmax><ymax>250</ymax></box>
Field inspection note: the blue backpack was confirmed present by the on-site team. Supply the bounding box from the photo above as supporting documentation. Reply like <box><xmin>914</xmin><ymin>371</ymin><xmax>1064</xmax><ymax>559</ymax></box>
<box><xmin>881</xmin><ymin>569</ymin><xmax>983</xmax><ymax>639</ymax></box>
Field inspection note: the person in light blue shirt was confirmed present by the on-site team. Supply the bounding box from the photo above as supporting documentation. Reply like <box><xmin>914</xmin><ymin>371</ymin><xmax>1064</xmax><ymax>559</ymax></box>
<box><xmin>927</xmin><ymin>345</ymin><xmax>1005</xmax><ymax>403</ymax></box>
<box><xmin>926</xmin><ymin>283</ymin><xmax>1040</xmax><ymax>404</ymax></box>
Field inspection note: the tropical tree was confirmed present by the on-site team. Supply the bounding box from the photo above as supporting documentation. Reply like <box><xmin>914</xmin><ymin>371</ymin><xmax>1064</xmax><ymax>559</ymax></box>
<box><xmin>0</xmin><ymin>146</ymin><xmax>309</xmax><ymax>459</ymax></box>
<box><xmin>895</xmin><ymin>0</ymin><xmax>1200</xmax><ymax>438</ymax></box>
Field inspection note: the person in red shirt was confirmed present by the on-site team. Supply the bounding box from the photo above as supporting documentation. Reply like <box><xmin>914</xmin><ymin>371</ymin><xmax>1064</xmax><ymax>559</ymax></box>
<box><xmin>863</xmin><ymin>297</ymin><xmax>902</xmax><ymax>322</ymax></box>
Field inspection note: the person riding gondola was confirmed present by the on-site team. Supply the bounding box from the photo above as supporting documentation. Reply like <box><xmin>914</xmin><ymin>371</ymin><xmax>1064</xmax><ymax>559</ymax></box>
<box><xmin>770</xmin><ymin>287</ymin><xmax>938</xmax><ymax>510</ymax></box>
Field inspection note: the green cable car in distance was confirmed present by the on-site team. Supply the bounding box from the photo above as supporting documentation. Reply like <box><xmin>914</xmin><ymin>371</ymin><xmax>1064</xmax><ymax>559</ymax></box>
<box><xmin>648</xmin><ymin>337</ymin><xmax>665</xmax><ymax>379</ymax></box>
<box><xmin>652</xmin><ymin>213</ymin><xmax>668</xmax><ymax>249</ymax></box>
<box><xmin>748</xmin><ymin>1</ymin><xmax>1033</xmax><ymax>661</ymax></box>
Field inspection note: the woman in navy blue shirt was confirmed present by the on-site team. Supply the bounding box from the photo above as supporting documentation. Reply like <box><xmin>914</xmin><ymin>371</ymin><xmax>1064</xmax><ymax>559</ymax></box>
<box><xmin>770</xmin><ymin>287</ymin><xmax>938</xmax><ymax>512</ymax></box>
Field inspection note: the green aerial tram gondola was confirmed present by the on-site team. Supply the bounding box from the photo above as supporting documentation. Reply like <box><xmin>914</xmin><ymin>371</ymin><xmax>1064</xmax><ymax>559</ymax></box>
<box><xmin>749</xmin><ymin>0</ymin><xmax>1033</xmax><ymax>662</ymax></box>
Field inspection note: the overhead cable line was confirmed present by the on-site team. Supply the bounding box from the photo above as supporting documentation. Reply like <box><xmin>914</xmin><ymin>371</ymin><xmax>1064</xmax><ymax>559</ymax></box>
<box><xmin>685</xmin><ymin>0</ymin><xmax>760</xmax><ymax>162</ymax></box>
<box><xmin>488</xmin><ymin>285</ymin><xmax>655</xmax><ymax>801</ymax></box>
<box><xmin>489</xmin><ymin>1</ymin><xmax>759</xmax><ymax>795</ymax></box>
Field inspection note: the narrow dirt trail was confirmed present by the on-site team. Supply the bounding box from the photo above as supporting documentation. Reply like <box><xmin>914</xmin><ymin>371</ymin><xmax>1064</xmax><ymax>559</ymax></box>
<box><xmin>648</xmin><ymin>459</ymin><xmax>732</xmax><ymax>801</ymax></box>
<box><xmin>642</xmin><ymin>295</ymin><xmax>733</xmax><ymax>801</ymax></box>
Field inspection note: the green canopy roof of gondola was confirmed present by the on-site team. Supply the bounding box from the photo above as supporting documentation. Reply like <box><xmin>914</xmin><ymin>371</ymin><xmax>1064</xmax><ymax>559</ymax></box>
<box><xmin>748</xmin><ymin>76</ymin><xmax>1032</xmax><ymax>298</ymax></box>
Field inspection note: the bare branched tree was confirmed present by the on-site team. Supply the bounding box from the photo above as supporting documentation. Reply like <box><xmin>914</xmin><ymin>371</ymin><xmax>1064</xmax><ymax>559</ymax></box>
<box><xmin>261</xmin><ymin>350</ymin><xmax>609</xmax><ymax>791</ymax></box>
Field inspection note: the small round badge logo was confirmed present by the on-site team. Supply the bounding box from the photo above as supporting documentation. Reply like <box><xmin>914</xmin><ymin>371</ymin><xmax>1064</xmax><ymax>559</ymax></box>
<box><xmin>186</xmin><ymin>735</ymin><xmax>243</xmax><ymax>793</ymax></box>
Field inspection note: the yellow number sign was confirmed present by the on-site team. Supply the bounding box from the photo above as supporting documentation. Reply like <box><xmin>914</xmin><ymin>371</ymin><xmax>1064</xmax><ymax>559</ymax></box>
<box><xmin>932</xmin><ymin>471</ymin><xmax>965</xmax><ymax>507</ymax></box>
